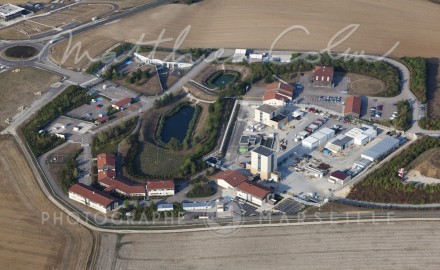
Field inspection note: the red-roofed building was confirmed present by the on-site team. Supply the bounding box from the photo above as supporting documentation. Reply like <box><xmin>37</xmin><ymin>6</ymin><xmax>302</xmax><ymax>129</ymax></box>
<box><xmin>313</xmin><ymin>66</ymin><xmax>334</xmax><ymax>87</ymax></box>
<box><xmin>236</xmin><ymin>181</ymin><xmax>274</xmax><ymax>206</ymax></box>
<box><xmin>146</xmin><ymin>179</ymin><xmax>175</xmax><ymax>197</ymax></box>
<box><xmin>329</xmin><ymin>170</ymin><xmax>351</xmax><ymax>185</ymax></box>
<box><xmin>95</xmin><ymin>115</ymin><xmax>109</xmax><ymax>126</ymax></box>
<box><xmin>344</xmin><ymin>95</ymin><xmax>362</xmax><ymax>118</ymax></box>
<box><xmin>112</xmin><ymin>97</ymin><xmax>132</xmax><ymax>110</ymax></box>
<box><xmin>97</xmin><ymin>153</ymin><xmax>116</xmax><ymax>172</ymax></box>
<box><xmin>68</xmin><ymin>183</ymin><xmax>119</xmax><ymax>213</ymax></box>
<box><xmin>214</xmin><ymin>170</ymin><xmax>248</xmax><ymax>189</ymax></box>
<box><xmin>263</xmin><ymin>82</ymin><xmax>294</xmax><ymax>106</ymax></box>
<box><xmin>97</xmin><ymin>172</ymin><xmax>146</xmax><ymax>198</ymax></box>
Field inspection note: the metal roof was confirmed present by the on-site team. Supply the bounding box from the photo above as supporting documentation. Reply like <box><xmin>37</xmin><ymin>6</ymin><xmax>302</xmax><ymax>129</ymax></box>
<box><xmin>256</xmin><ymin>104</ymin><xmax>278</xmax><ymax>114</ymax></box>
<box><xmin>0</xmin><ymin>4</ymin><xmax>24</xmax><ymax>16</ymax></box>
<box><xmin>362</xmin><ymin>137</ymin><xmax>400</xmax><ymax>160</ymax></box>
<box><xmin>330</xmin><ymin>135</ymin><xmax>353</xmax><ymax>147</ymax></box>
<box><xmin>319</xmin><ymin>127</ymin><xmax>335</xmax><ymax>136</ymax></box>
<box><xmin>252</xmin><ymin>146</ymin><xmax>275</xmax><ymax>157</ymax></box>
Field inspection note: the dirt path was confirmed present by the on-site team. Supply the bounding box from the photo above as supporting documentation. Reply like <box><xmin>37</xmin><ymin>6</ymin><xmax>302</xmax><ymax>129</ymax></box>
<box><xmin>0</xmin><ymin>137</ymin><xmax>97</xmax><ymax>270</ymax></box>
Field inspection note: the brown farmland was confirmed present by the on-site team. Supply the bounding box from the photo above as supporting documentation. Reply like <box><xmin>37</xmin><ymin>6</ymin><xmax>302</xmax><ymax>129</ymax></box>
<box><xmin>0</xmin><ymin>138</ymin><xmax>96</xmax><ymax>270</ymax></box>
<box><xmin>52</xmin><ymin>0</ymin><xmax>440</xmax><ymax>70</ymax></box>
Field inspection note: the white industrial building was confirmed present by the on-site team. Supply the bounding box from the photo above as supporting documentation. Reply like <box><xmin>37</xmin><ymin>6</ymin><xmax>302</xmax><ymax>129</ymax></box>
<box><xmin>319</xmin><ymin>127</ymin><xmax>336</xmax><ymax>140</ymax></box>
<box><xmin>254</xmin><ymin>104</ymin><xmax>287</xmax><ymax>130</ymax></box>
<box><xmin>0</xmin><ymin>4</ymin><xmax>24</xmax><ymax>21</ymax></box>
<box><xmin>325</xmin><ymin>135</ymin><xmax>354</xmax><ymax>153</ymax></box>
<box><xmin>182</xmin><ymin>201</ymin><xmax>213</xmax><ymax>211</ymax></box>
<box><xmin>134</xmin><ymin>53</ymin><xmax>193</xmax><ymax>68</ymax></box>
<box><xmin>361</xmin><ymin>137</ymin><xmax>400</xmax><ymax>161</ymax></box>
<box><xmin>311</xmin><ymin>132</ymin><xmax>327</xmax><ymax>146</ymax></box>
<box><xmin>249</xmin><ymin>146</ymin><xmax>277</xmax><ymax>180</ymax></box>
<box><xmin>345</xmin><ymin>128</ymin><xmax>369</xmax><ymax>146</ymax></box>
<box><xmin>232</xmin><ymin>49</ymin><xmax>248</xmax><ymax>63</ymax></box>
<box><xmin>157</xmin><ymin>204</ymin><xmax>174</xmax><ymax>212</ymax></box>
<box><xmin>302</xmin><ymin>136</ymin><xmax>319</xmax><ymax>149</ymax></box>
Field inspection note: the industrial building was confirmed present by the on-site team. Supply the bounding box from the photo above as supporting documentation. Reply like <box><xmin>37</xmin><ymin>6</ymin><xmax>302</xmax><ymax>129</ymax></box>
<box><xmin>214</xmin><ymin>170</ymin><xmax>248</xmax><ymax>189</ymax></box>
<box><xmin>157</xmin><ymin>204</ymin><xmax>174</xmax><ymax>212</ymax></box>
<box><xmin>248</xmin><ymin>146</ymin><xmax>277</xmax><ymax>180</ymax></box>
<box><xmin>345</xmin><ymin>128</ymin><xmax>370</xmax><ymax>146</ymax></box>
<box><xmin>312</xmin><ymin>66</ymin><xmax>334</xmax><ymax>87</ymax></box>
<box><xmin>263</xmin><ymin>82</ymin><xmax>294</xmax><ymax>106</ymax></box>
<box><xmin>329</xmin><ymin>171</ymin><xmax>351</xmax><ymax>185</ymax></box>
<box><xmin>254</xmin><ymin>104</ymin><xmax>287</xmax><ymax>129</ymax></box>
<box><xmin>361</xmin><ymin>137</ymin><xmax>400</xmax><ymax>161</ymax></box>
<box><xmin>344</xmin><ymin>96</ymin><xmax>362</xmax><ymax>118</ymax></box>
<box><xmin>97</xmin><ymin>171</ymin><xmax>146</xmax><ymax>198</ymax></box>
<box><xmin>232</xmin><ymin>49</ymin><xmax>248</xmax><ymax>63</ymax></box>
<box><xmin>325</xmin><ymin>135</ymin><xmax>354</xmax><ymax>153</ymax></box>
<box><xmin>302</xmin><ymin>136</ymin><xmax>319</xmax><ymax>149</ymax></box>
<box><xmin>182</xmin><ymin>201</ymin><xmax>213</xmax><ymax>211</ymax></box>
<box><xmin>236</xmin><ymin>181</ymin><xmax>274</xmax><ymax>206</ymax></box>
<box><xmin>0</xmin><ymin>4</ymin><xmax>24</xmax><ymax>21</ymax></box>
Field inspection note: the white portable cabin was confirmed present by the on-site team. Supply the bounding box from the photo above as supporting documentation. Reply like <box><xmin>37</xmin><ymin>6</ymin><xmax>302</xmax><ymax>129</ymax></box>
<box><xmin>302</xmin><ymin>136</ymin><xmax>319</xmax><ymax>149</ymax></box>
<box><xmin>319</xmin><ymin>127</ymin><xmax>335</xmax><ymax>140</ymax></box>
<box><xmin>311</xmin><ymin>132</ymin><xmax>328</xmax><ymax>145</ymax></box>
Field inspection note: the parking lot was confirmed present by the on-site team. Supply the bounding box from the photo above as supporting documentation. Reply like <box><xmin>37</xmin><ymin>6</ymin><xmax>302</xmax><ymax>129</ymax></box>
<box><xmin>67</xmin><ymin>97</ymin><xmax>112</xmax><ymax>121</ymax></box>
<box><xmin>46</xmin><ymin>116</ymin><xmax>94</xmax><ymax>142</ymax></box>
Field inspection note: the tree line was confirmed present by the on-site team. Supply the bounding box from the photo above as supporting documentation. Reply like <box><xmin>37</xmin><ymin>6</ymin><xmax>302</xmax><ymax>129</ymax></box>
<box><xmin>92</xmin><ymin>117</ymin><xmax>138</xmax><ymax>155</ymax></box>
<box><xmin>399</xmin><ymin>57</ymin><xmax>427</xmax><ymax>103</ymax></box>
<box><xmin>22</xmin><ymin>85</ymin><xmax>92</xmax><ymax>156</ymax></box>
<box><xmin>59</xmin><ymin>148</ymin><xmax>83</xmax><ymax>192</ymax></box>
<box><xmin>348</xmin><ymin>137</ymin><xmax>440</xmax><ymax>204</ymax></box>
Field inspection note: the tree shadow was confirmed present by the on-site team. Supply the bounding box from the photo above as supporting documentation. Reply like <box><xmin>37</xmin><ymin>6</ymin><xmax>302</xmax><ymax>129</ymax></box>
<box><xmin>427</xmin><ymin>58</ymin><xmax>439</xmax><ymax>118</ymax></box>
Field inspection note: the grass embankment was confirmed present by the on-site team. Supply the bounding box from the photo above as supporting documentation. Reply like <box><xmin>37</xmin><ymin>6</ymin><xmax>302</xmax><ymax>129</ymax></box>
<box><xmin>22</xmin><ymin>85</ymin><xmax>92</xmax><ymax>156</ymax></box>
<box><xmin>92</xmin><ymin>117</ymin><xmax>138</xmax><ymax>155</ymax></box>
<box><xmin>125</xmin><ymin>97</ymin><xmax>233</xmax><ymax>178</ymax></box>
<box><xmin>348</xmin><ymin>137</ymin><xmax>440</xmax><ymax>204</ymax></box>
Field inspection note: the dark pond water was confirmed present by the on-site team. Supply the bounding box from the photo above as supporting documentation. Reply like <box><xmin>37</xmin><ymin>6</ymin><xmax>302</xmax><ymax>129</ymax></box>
<box><xmin>160</xmin><ymin>105</ymin><xmax>195</xmax><ymax>143</ymax></box>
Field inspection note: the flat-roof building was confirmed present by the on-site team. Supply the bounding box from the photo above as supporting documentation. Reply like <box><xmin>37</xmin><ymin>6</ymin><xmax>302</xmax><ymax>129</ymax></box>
<box><xmin>0</xmin><ymin>4</ymin><xmax>24</xmax><ymax>21</ymax></box>
<box><xmin>361</xmin><ymin>137</ymin><xmax>400</xmax><ymax>161</ymax></box>
<box><xmin>249</xmin><ymin>146</ymin><xmax>277</xmax><ymax>180</ymax></box>
<box><xmin>325</xmin><ymin>135</ymin><xmax>354</xmax><ymax>153</ymax></box>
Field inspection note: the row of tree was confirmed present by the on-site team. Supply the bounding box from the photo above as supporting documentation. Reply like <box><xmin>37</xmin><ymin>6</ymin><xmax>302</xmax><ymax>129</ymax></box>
<box><xmin>119</xmin><ymin>200</ymin><xmax>184</xmax><ymax>221</ymax></box>
<box><xmin>153</xmin><ymin>93</ymin><xmax>175</xmax><ymax>108</ymax></box>
<box><xmin>393</xmin><ymin>100</ymin><xmax>412</xmax><ymax>131</ymax></box>
<box><xmin>399</xmin><ymin>57</ymin><xmax>428</xmax><ymax>103</ymax></box>
<box><xmin>92</xmin><ymin>117</ymin><xmax>138</xmax><ymax>155</ymax></box>
<box><xmin>348</xmin><ymin>137</ymin><xmax>440</xmax><ymax>204</ymax></box>
<box><xmin>59</xmin><ymin>149</ymin><xmax>83</xmax><ymax>192</ymax></box>
<box><xmin>22</xmin><ymin>85</ymin><xmax>92</xmax><ymax>156</ymax></box>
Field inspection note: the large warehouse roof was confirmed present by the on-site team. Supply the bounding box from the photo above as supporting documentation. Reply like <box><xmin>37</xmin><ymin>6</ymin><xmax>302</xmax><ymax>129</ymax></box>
<box><xmin>361</xmin><ymin>137</ymin><xmax>400</xmax><ymax>161</ymax></box>
<box><xmin>0</xmin><ymin>4</ymin><xmax>24</xmax><ymax>17</ymax></box>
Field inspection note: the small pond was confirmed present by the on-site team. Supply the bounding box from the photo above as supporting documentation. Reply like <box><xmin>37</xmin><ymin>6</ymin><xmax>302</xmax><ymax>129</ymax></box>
<box><xmin>206</xmin><ymin>70</ymin><xmax>240</xmax><ymax>89</ymax></box>
<box><xmin>160</xmin><ymin>105</ymin><xmax>195</xmax><ymax>144</ymax></box>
